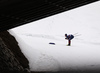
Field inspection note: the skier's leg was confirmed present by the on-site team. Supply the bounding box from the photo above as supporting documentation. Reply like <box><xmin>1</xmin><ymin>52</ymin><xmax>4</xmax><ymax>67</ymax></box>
<box><xmin>68</xmin><ymin>40</ymin><xmax>71</xmax><ymax>46</ymax></box>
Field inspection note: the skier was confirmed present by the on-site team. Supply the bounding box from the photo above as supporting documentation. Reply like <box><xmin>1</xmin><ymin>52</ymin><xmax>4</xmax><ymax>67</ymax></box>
<box><xmin>65</xmin><ymin>34</ymin><xmax>74</xmax><ymax>46</ymax></box>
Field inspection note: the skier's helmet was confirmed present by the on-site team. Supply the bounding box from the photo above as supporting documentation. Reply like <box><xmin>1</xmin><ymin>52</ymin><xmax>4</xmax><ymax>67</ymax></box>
<box><xmin>65</xmin><ymin>34</ymin><xmax>67</xmax><ymax>36</ymax></box>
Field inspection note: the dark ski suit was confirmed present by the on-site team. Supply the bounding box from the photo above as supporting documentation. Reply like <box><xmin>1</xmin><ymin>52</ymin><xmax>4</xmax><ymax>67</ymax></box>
<box><xmin>65</xmin><ymin>34</ymin><xmax>74</xmax><ymax>46</ymax></box>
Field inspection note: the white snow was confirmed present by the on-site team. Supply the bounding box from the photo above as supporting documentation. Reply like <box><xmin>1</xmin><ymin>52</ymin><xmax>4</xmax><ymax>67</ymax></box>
<box><xmin>9</xmin><ymin>1</ymin><xmax>100</xmax><ymax>71</ymax></box>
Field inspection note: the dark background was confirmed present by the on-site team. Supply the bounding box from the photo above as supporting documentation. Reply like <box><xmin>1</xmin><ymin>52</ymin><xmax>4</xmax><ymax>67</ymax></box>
<box><xmin>0</xmin><ymin>0</ymin><xmax>99</xmax><ymax>31</ymax></box>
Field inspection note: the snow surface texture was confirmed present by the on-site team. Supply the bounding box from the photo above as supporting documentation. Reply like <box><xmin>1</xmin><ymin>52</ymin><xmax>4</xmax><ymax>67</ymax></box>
<box><xmin>9</xmin><ymin>1</ymin><xmax>100</xmax><ymax>71</ymax></box>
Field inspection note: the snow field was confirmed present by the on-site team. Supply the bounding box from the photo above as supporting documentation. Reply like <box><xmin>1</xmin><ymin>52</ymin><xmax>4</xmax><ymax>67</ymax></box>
<box><xmin>9</xmin><ymin>1</ymin><xmax>100</xmax><ymax>71</ymax></box>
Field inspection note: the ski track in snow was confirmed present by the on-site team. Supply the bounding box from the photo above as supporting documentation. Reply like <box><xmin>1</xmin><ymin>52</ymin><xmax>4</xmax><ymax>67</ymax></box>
<box><xmin>17</xmin><ymin>33</ymin><xmax>65</xmax><ymax>42</ymax></box>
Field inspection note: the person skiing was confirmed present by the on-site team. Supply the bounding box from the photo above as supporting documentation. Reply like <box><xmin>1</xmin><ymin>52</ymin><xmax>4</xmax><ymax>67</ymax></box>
<box><xmin>65</xmin><ymin>34</ymin><xmax>74</xmax><ymax>46</ymax></box>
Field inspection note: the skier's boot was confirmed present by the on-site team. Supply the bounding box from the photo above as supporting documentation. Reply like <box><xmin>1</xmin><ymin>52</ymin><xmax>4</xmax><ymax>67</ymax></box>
<box><xmin>67</xmin><ymin>44</ymin><xmax>70</xmax><ymax>46</ymax></box>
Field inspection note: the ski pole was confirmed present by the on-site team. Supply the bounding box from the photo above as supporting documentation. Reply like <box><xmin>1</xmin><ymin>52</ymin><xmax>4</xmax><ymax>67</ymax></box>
<box><xmin>73</xmin><ymin>33</ymin><xmax>78</xmax><ymax>36</ymax></box>
<box><xmin>74</xmin><ymin>34</ymin><xmax>81</xmax><ymax>37</ymax></box>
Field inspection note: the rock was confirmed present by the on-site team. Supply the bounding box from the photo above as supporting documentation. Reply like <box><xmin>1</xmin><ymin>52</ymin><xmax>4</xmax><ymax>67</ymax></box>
<box><xmin>0</xmin><ymin>31</ymin><xmax>29</xmax><ymax>72</ymax></box>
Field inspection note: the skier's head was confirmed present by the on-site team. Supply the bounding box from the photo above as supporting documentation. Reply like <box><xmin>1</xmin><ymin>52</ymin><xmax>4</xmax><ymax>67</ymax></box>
<box><xmin>65</xmin><ymin>34</ymin><xmax>67</xmax><ymax>36</ymax></box>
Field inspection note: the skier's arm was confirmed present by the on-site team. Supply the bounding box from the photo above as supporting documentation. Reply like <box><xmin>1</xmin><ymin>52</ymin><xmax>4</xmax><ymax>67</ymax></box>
<box><xmin>65</xmin><ymin>37</ymin><xmax>68</xmax><ymax>39</ymax></box>
<box><xmin>65</xmin><ymin>36</ymin><xmax>69</xmax><ymax>39</ymax></box>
